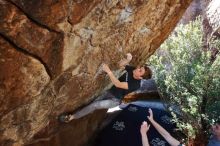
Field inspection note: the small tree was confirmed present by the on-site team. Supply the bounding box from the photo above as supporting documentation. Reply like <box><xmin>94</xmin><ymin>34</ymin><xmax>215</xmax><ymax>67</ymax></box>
<box><xmin>149</xmin><ymin>18</ymin><xmax>220</xmax><ymax>144</ymax></box>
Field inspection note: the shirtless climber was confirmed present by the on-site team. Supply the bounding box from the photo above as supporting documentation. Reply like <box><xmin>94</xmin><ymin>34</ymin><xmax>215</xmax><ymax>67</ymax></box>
<box><xmin>59</xmin><ymin>53</ymin><xmax>152</xmax><ymax>122</ymax></box>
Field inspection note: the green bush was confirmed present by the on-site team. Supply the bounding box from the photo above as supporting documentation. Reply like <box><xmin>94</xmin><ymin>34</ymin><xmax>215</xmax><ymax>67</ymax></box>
<box><xmin>149</xmin><ymin>18</ymin><xmax>220</xmax><ymax>138</ymax></box>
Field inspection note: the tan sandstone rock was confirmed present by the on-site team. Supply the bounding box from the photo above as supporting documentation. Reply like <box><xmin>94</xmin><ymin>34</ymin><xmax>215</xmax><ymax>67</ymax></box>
<box><xmin>0</xmin><ymin>0</ymin><xmax>193</xmax><ymax>145</ymax></box>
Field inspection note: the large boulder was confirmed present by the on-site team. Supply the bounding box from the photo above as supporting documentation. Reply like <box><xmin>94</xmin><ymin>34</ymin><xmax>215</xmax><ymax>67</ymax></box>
<box><xmin>180</xmin><ymin>0</ymin><xmax>203</xmax><ymax>24</ymax></box>
<box><xmin>0</xmin><ymin>0</ymin><xmax>192</xmax><ymax>145</ymax></box>
<box><xmin>203</xmin><ymin>0</ymin><xmax>220</xmax><ymax>38</ymax></box>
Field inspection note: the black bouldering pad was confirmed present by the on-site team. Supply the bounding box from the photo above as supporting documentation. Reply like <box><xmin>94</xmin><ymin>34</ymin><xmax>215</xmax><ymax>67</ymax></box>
<box><xmin>95</xmin><ymin>103</ymin><xmax>176</xmax><ymax>146</ymax></box>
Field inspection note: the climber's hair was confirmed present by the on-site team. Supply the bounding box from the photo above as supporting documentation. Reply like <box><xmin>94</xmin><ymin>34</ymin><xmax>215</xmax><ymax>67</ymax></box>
<box><xmin>142</xmin><ymin>65</ymin><xmax>152</xmax><ymax>79</ymax></box>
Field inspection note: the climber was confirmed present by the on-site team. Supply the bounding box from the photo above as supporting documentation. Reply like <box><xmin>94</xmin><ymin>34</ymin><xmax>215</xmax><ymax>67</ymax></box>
<box><xmin>59</xmin><ymin>53</ymin><xmax>152</xmax><ymax>122</ymax></box>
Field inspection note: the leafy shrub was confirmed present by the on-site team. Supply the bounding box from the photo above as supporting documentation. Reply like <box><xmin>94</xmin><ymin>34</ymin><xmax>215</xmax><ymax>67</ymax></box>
<box><xmin>149</xmin><ymin>18</ymin><xmax>220</xmax><ymax>138</ymax></box>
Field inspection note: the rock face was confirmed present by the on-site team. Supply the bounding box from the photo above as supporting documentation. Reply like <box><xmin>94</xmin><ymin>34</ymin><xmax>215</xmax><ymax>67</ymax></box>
<box><xmin>180</xmin><ymin>0</ymin><xmax>204</xmax><ymax>24</ymax></box>
<box><xmin>203</xmin><ymin>0</ymin><xmax>220</xmax><ymax>38</ymax></box>
<box><xmin>0</xmin><ymin>0</ymin><xmax>192</xmax><ymax>145</ymax></box>
<box><xmin>180</xmin><ymin>0</ymin><xmax>220</xmax><ymax>37</ymax></box>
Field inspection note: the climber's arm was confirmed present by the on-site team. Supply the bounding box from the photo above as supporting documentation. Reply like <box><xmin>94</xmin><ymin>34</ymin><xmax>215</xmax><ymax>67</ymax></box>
<box><xmin>102</xmin><ymin>63</ymin><xmax>128</xmax><ymax>89</ymax></box>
